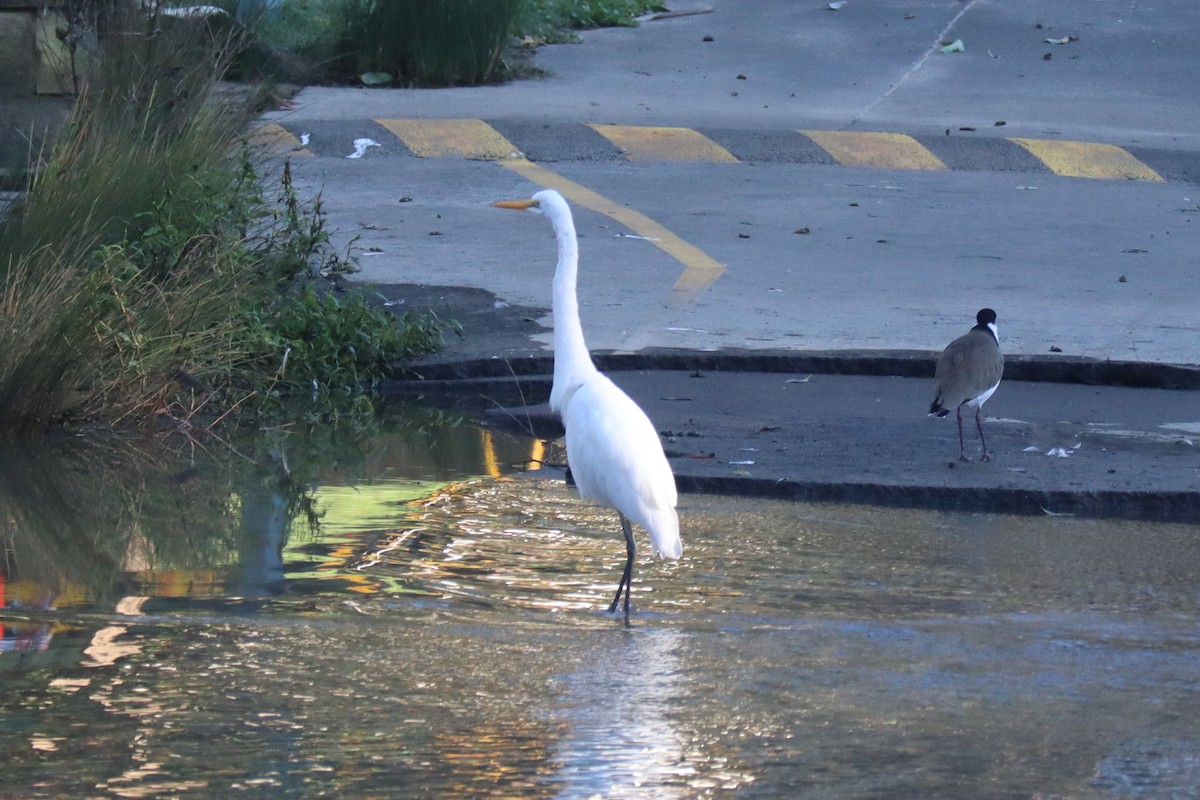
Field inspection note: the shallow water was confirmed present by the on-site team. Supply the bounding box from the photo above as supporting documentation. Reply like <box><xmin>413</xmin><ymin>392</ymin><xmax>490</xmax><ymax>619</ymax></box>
<box><xmin>3</xmin><ymin>413</ymin><xmax>1200</xmax><ymax>798</ymax></box>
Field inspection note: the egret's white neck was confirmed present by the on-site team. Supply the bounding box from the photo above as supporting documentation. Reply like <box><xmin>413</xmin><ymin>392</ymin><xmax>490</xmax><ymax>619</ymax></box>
<box><xmin>548</xmin><ymin>208</ymin><xmax>597</xmax><ymax>412</ymax></box>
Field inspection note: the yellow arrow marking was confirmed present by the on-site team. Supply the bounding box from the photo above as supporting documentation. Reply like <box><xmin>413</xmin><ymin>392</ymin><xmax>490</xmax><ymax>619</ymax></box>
<box><xmin>1009</xmin><ymin>138</ymin><xmax>1163</xmax><ymax>181</ymax></box>
<box><xmin>376</xmin><ymin>118</ymin><xmax>521</xmax><ymax>160</ymax></box>
<box><xmin>589</xmin><ymin>124</ymin><xmax>739</xmax><ymax>163</ymax></box>
<box><xmin>501</xmin><ymin>159</ymin><xmax>726</xmax><ymax>295</ymax></box>
<box><xmin>801</xmin><ymin>130</ymin><xmax>947</xmax><ymax>170</ymax></box>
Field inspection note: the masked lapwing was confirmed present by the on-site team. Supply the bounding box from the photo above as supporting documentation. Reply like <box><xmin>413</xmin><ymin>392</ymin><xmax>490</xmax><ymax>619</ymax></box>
<box><xmin>929</xmin><ymin>308</ymin><xmax>1003</xmax><ymax>462</ymax></box>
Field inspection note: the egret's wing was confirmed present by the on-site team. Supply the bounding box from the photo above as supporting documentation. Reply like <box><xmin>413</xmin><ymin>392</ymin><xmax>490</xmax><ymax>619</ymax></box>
<box><xmin>562</xmin><ymin>375</ymin><xmax>681</xmax><ymax>558</ymax></box>
<box><xmin>564</xmin><ymin>376</ymin><xmax>677</xmax><ymax>511</ymax></box>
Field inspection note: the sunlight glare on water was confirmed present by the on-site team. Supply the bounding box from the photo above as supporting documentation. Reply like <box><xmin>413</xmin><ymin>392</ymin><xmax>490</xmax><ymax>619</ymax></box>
<box><xmin>2</xmin><ymin>420</ymin><xmax>1200</xmax><ymax>798</ymax></box>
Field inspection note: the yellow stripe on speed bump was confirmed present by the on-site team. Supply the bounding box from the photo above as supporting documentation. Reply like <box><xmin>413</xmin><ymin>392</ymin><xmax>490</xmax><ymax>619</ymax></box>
<box><xmin>248</xmin><ymin>123</ymin><xmax>312</xmax><ymax>157</ymax></box>
<box><xmin>1008</xmin><ymin>138</ymin><xmax>1163</xmax><ymax>181</ymax></box>
<box><xmin>376</xmin><ymin>118</ymin><xmax>521</xmax><ymax>160</ymax></box>
<box><xmin>501</xmin><ymin>159</ymin><xmax>726</xmax><ymax>295</ymax></box>
<box><xmin>801</xmin><ymin>130</ymin><xmax>947</xmax><ymax>171</ymax></box>
<box><xmin>589</xmin><ymin>124</ymin><xmax>739</xmax><ymax>163</ymax></box>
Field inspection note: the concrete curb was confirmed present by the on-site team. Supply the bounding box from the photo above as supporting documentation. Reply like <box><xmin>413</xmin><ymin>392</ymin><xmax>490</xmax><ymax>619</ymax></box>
<box><xmin>385</xmin><ymin>359</ymin><xmax>1200</xmax><ymax>523</ymax></box>
<box><xmin>397</xmin><ymin>349</ymin><xmax>1200</xmax><ymax>391</ymax></box>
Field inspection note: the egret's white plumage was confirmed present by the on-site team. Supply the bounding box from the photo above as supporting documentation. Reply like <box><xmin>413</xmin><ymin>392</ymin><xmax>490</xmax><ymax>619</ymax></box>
<box><xmin>493</xmin><ymin>189</ymin><xmax>681</xmax><ymax>620</ymax></box>
<box><xmin>562</xmin><ymin>377</ymin><xmax>681</xmax><ymax>560</ymax></box>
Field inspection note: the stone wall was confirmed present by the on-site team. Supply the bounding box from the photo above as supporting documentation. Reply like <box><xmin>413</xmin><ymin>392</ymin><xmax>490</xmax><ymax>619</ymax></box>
<box><xmin>0</xmin><ymin>1</ymin><xmax>77</xmax><ymax>96</ymax></box>
<box><xmin>0</xmin><ymin>2</ymin><xmax>74</xmax><ymax>174</ymax></box>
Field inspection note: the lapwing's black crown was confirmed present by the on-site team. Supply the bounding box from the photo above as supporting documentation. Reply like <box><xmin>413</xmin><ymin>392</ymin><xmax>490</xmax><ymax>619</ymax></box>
<box><xmin>975</xmin><ymin>308</ymin><xmax>997</xmax><ymax>326</ymax></box>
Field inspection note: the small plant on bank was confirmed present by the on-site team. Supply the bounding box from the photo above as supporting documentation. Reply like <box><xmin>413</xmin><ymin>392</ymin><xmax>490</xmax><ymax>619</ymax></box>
<box><xmin>515</xmin><ymin>0</ymin><xmax>665</xmax><ymax>43</ymax></box>
<box><xmin>232</xmin><ymin>159</ymin><xmax>455</xmax><ymax>409</ymax></box>
<box><xmin>246</xmin><ymin>285</ymin><xmax>450</xmax><ymax>400</ymax></box>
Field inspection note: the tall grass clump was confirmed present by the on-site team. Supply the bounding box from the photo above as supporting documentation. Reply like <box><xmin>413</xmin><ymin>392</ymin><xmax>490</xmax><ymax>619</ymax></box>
<box><xmin>337</xmin><ymin>0</ymin><xmax>523</xmax><ymax>86</ymax></box>
<box><xmin>0</xmin><ymin>5</ymin><xmax>451</xmax><ymax>435</ymax></box>
<box><xmin>0</xmin><ymin>7</ymin><xmax>257</xmax><ymax>430</ymax></box>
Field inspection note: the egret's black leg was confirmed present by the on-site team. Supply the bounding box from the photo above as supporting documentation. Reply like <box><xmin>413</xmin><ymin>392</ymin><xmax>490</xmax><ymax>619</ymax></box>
<box><xmin>975</xmin><ymin>407</ymin><xmax>991</xmax><ymax>461</ymax></box>
<box><xmin>955</xmin><ymin>406</ymin><xmax>968</xmax><ymax>462</ymax></box>
<box><xmin>607</xmin><ymin>514</ymin><xmax>636</xmax><ymax>624</ymax></box>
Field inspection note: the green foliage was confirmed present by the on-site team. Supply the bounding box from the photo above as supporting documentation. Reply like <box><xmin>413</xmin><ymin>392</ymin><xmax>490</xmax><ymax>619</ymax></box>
<box><xmin>243</xmin><ymin>0</ymin><xmax>342</xmax><ymax>60</ymax></box>
<box><xmin>246</xmin><ymin>285</ymin><xmax>452</xmax><ymax>399</ymax></box>
<box><xmin>227</xmin><ymin>0</ymin><xmax>664</xmax><ymax>85</ymax></box>
<box><xmin>267</xmin><ymin>160</ymin><xmax>355</xmax><ymax>283</ymax></box>
<box><xmin>0</xmin><ymin>6</ymin><xmax>250</xmax><ymax>429</ymax></box>
<box><xmin>0</xmin><ymin>5</ymin><xmax>451</xmax><ymax>434</ymax></box>
<box><xmin>336</xmin><ymin>0</ymin><xmax>523</xmax><ymax>86</ymax></box>
<box><xmin>219</xmin><ymin>0</ymin><xmax>340</xmax><ymax>84</ymax></box>
<box><xmin>515</xmin><ymin>0</ymin><xmax>664</xmax><ymax>42</ymax></box>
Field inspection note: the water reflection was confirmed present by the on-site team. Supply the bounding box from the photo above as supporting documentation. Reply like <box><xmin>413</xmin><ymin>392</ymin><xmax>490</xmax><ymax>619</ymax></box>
<box><xmin>1</xmin><ymin>408</ymin><xmax>1199</xmax><ymax>798</ymax></box>
<box><xmin>548</xmin><ymin>627</ymin><xmax>753</xmax><ymax>798</ymax></box>
<box><xmin>0</xmin><ymin>404</ymin><xmax>545</xmax><ymax>662</ymax></box>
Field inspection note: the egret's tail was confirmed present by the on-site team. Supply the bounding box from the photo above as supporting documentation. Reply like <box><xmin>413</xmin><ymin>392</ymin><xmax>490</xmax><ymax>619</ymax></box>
<box><xmin>645</xmin><ymin>507</ymin><xmax>682</xmax><ymax>560</ymax></box>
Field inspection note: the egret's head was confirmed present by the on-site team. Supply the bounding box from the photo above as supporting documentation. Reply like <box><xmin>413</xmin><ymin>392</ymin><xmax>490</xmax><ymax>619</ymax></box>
<box><xmin>492</xmin><ymin>189</ymin><xmax>568</xmax><ymax>218</ymax></box>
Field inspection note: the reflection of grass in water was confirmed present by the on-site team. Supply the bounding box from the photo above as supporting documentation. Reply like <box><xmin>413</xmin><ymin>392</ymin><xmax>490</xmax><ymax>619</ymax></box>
<box><xmin>252</xmin><ymin>402</ymin><xmax>553</xmax><ymax>601</ymax></box>
<box><xmin>250</xmin><ymin>397</ymin><xmax>475</xmax><ymax>508</ymax></box>
<box><xmin>331</xmin><ymin>478</ymin><xmax>647</xmax><ymax>615</ymax></box>
<box><xmin>275</xmin><ymin>402</ymin><xmax>532</xmax><ymax>557</ymax></box>
<box><xmin>0</xmin><ymin>435</ymin><xmax>242</xmax><ymax>603</ymax></box>
<box><xmin>0</xmin><ymin>403</ymin><xmax>542</xmax><ymax>607</ymax></box>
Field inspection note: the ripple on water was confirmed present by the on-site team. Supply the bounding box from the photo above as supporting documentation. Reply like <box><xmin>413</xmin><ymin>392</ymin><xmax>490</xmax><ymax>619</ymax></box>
<box><xmin>4</xmin><ymin>477</ymin><xmax>1200</xmax><ymax>798</ymax></box>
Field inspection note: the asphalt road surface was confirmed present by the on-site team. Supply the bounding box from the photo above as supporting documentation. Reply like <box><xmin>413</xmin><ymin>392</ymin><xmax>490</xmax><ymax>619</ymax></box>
<box><xmin>258</xmin><ymin>0</ymin><xmax>1200</xmax><ymax>517</ymax></box>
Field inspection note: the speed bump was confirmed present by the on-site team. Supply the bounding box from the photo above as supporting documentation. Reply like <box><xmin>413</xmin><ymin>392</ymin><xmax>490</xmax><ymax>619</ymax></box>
<box><xmin>1009</xmin><ymin>138</ymin><xmax>1163</xmax><ymax>181</ymax></box>
<box><xmin>376</xmin><ymin>118</ymin><xmax>521</xmax><ymax>160</ymax></box>
<box><xmin>800</xmin><ymin>130</ymin><xmax>948</xmax><ymax>171</ymax></box>
<box><xmin>589</xmin><ymin>124</ymin><xmax>739</xmax><ymax>163</ymax></box>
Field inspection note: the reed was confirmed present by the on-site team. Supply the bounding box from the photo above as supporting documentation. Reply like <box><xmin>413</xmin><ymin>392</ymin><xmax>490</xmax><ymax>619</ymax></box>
<box><xmin>0</xmin><ymin>3</ymin><xmax>459</xmax><ymax>434</ymax></box>
<box><xmin>0</xmin><ymin>8</ymin><xmax>261</xmax><ymax>429</ymax></box>
<box><xmin>337</xmin><ymin>0</ymin><xmax>523</xmax><ymax>86</ymax></box>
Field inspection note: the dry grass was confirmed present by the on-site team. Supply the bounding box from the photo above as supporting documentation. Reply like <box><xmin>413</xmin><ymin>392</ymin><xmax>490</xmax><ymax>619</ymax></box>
<box><xmin>0</xmin><ymin>8</ymin><xmax>261</xmax><ymax>431</ymax></box>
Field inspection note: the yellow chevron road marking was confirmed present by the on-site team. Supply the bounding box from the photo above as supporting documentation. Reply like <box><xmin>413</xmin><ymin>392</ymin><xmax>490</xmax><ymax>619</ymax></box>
<box><xmin>801</xmin><ymin>130</ymin><xmax>947</xmax><ymax>170</ymax></box>
<box><xmin>589</xmin><ymin>124</ymin><xmax>739</xmax><ymax>163</ymax></box>
<box><xmin>377</xmin><ymin>118</ymin><xmax>521</xmax><ymax>160</ymax></box>
<box><xmin>501</xmin><ymin>159</ymin><xmax>726</xmax><ymax>295</ymax></box>
<box><xmin>248</xmin><ymin>123</ymin><xmax>312</xmax><ymax>157</ymax></box>
<box><xmin>1009</xmin><ymin>138</ymin><xmax>1163</xmax><ymax>181</ymax></box>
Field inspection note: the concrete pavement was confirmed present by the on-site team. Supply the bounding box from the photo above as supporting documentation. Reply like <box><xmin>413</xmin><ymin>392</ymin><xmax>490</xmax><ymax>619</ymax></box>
<box><xmin>265</xmin><ymin>0</ymin><xmax>1200</xmax><ymax>148</ymax></box>
<box><xmin>260</xmin><ymin>0</ymin><xmax>1200</xmax><ymax>366</ymax></box>
<box><xmin>392</xmin><ymin>368</ymin><xmax>1200</xmax><ymax>521</ymax></box>
<box><xmin>256</xmin><ymin>0</ymin><xmax>1200</xmax><ymax>516</ymax></box>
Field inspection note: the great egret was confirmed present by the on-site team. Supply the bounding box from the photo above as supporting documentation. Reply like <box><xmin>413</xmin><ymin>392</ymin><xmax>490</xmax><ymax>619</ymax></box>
<box><xmin>928</xmin><ymin>308</ymin><xmax>1003</xmax><ymax>461</ymax></box>
<box><xmin>492</xmin><ymin>189</ymin><xmax>682</xmax><ymax>622</ymax></box>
